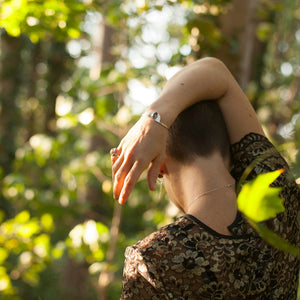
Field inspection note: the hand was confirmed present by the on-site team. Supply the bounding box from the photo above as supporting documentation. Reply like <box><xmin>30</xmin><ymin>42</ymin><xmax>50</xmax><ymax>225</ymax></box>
<box><xmin>111</xmin><ymin>116</ymin><xmax>168</xmax><ymax>204</ymax></box>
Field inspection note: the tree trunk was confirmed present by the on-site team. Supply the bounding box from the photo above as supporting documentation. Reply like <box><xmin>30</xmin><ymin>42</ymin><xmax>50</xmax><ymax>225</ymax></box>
<box><xmin>0</xmin><ymin>31</ymin><xmax>23</xmax><ymax>173</ymax></box>
<box><xmin>237</xmin><ymin>0</ymin><xmax>259</xmax><ymax>90</ymax></box>
<box><xmin>90</xmin><ymin>15</ymin><xmax>124</xmax><ymax>300</ymax></box>
<box><xmin>59</xmin><ymin>13</ymin><xmax>121</xmax><ymax>300</ymax></box>
<box><xmin>25</xmin><ymin>42</ymin><xmax>41</xmax><ymax>140</ymax></box>
<box><xmin>98</xmin><ymin>202</ymin><xmax>122</xmax><ymax>300</ymax></box>
<box><xmin>60</xmin><ymin>259</ymin><xmax>92</xmax><ymax>300</ymax></box>
<box><xmin>44</xmin><ymin>39</ymin><xmax>69</xmax><ymax>135</ymax></box>
<box><xmin>90</xmin><ymin>18</ymin><xmax>115</xmax><ymax>80</ymax></box>
<box><xmin>215</xmin><ymin>0</ymin><xmax>262</xmax><ymax>88</ymax></box>
<box><xmin>0</xmin><ymin>31</ymin><xmax>24</xmax><ymax>216</ymax></box>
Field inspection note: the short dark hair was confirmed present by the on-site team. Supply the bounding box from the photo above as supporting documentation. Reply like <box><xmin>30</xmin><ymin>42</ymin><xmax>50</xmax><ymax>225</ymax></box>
<box><xmin>166</xmin><ymin>100</ymin><xmax>230</xmax><ymax>163</ymax></box>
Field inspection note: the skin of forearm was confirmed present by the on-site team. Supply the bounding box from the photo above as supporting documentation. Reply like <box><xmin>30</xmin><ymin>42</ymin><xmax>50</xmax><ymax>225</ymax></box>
<box><xmin>146</xmin><ymin>57</ymin><xmax>230</xmax><ymax>127</ymax></box>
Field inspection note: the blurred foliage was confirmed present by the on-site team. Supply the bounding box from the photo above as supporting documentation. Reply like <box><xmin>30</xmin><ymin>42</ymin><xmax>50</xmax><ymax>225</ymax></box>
<box><xmin>0</xmin><ymin>0</ymin><xmax>299</xmax><ymax>299</ymax></box>
<box><xmin>0</xmin><ymin>0</ymin><xmax>91</xmax><ymax>42</ymax></box>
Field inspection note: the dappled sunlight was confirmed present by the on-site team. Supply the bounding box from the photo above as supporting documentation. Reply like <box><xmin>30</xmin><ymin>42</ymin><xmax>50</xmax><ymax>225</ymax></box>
<box><xmin>0</xmin><ymin>0</ymin><xmax>299</xmax><ymax>298</ymax></box>
<box><xmin>78</xmin><ymin>108</ymin><xmax>94</xmax><ymax>125</ymax></box>
<box><xmin>83</xmin><ymin>220</ymin><xmax>100</xmax><ymax>246</ymax></box>
<box><xmin>55</xmin><ymin>95</ymin><xmax>73</xmax><ymax>116</ymax></box>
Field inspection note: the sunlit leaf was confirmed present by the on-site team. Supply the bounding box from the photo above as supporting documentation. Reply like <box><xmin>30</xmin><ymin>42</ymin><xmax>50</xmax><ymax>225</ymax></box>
<box><xmin>33</xmin><ymin>234</ymin><xmax>50</xmax><ymax>258</ymax></box>
<box><xmin>0</xmin><ymin>248</ymin><xmax>8</xmax><ymax>265</ymax></box>
<box><xmin>17</xmin><ymin>221</ymin><xmax>40</xmax><ymax>238</ymax></box>
<box><xmin>0</xmin><ymin>273</ymin><xmax>11</xmax><ymax>292</ymax></box>
<box><xmin>41</xmin><ymin>213</ymin><xmax>54</xmax><ymax>232</ymax></box>
<box><xmin>91</xmin><ymin>249</ymin><xmax>104</xmax><ymax>261</ymax></box>
<box><xmin>15</xmin><ymin>211</ymin><xmax>30</xmax><ymax>224</ymax></box>
<box><xmin>51</xmin><ymin>242</ymin><xmax>65</xmax><ymax>259</ymax></box>
<box><xmin>4</xmin><ymin>239</ymin><xmax>19</xmax><ymax>250</ymax></box>
<box><xmin>237</xmin><ymin>169</ymin><xmax>285</xmax><ymax>222</ymax></box>
<box><xmin>67</xmin><ymin>28</ymin><xmax>80</xmax><ymax>38</ymax></box>
<box><xmin>96</xmin><ymin>222</ymin><xmax>109</xmax><ymax>235</ymax></box>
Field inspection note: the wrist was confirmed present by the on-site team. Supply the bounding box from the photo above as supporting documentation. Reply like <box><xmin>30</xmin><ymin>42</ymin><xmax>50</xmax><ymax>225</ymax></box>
<box><xmin>142</xmin><ymin>112</ymin><xmax>169</xmax><ymax>130</ymax></box>
<box><xmin>146</xmin><ymin>98</ymin><xmax>181</xmax><ymax>128</ymax></box>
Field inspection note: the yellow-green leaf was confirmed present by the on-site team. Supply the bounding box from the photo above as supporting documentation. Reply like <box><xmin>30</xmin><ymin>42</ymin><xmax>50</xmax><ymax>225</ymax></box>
<box><xmin>17</xmin><ymin>221</ymin><xmax>40</xmax><ymax>238</ymax></box>
<box><xmin>0</xmin><ymin>248</ymin><xmax>8</xmax><ymax>265</ymax></box>
<box><xmin>237</xmin><ymin>169</ymin><xmax>285</xmax><ymax>222</ymax></box>
<box><xmin>15</xmin><ymin>211</ymin><xmax>30</xmax><ymax>224</ymax></box>
<box><xmin>41</xmin><ymin>213</ymin><xmax>54</xmax><ymax>232</ymax></box>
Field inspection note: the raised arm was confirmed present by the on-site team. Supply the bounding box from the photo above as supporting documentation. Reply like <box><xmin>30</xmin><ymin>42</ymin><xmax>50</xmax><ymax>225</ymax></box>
<box><xmin>112</xmin><ymin>57</ymin><xmax>264</xmax><ymax>204</ymax></box>
<box><xmin>148</xmin><ymin>57</ymin><xmax>264</xmax><ymax>143</ymax></box>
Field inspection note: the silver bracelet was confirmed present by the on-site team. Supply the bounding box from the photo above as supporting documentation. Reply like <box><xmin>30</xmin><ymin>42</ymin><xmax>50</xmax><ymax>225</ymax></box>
<box><xmin>143</xmin><ymin>112</ymin><xmax>169</xmax><ymax>130</ymax></box>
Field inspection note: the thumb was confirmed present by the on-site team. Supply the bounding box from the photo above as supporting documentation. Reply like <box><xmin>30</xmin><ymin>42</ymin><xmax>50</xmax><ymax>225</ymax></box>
<box><xmin>147</xmin><ymin>156</ymin><xmax>165</xmax><ymax>191</ymax></box>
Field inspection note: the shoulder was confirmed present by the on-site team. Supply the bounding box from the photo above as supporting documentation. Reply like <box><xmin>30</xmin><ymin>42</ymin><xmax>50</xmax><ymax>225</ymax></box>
<box><xmin>230</xmin><ymin>132</ymin><xmax>290</xmax><ymax>180</ymax></box>
<box><xmin>231</xmin><ymin>132</ymin><xmax>280</xmax><ymax>160</ymax></box>
<box><xmin>124</xmin><ymin>215</ymin><xmax>207</xmax><ymax>275</ymax></box>
<box><xmin>123</xmin><ymin>216</ymin><xmax>198</xmax><ymax>292</ymax></box>
<box><xmin>125</xmin><ymin>215</ymin><xmax>195</xmax><ymax>259</ymax></box>
<box><xmin>230</xmin><ymin>133</ymin><xmax>300</xmax><ymax>195</ymax></box>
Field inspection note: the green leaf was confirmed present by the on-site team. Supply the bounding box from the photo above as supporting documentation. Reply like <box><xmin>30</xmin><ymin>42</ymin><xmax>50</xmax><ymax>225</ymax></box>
<box><xmin>237</xmin><ymin>169</ymin><xmax>285</xmax><ymax>222</ymax></box>
<box><xmin>41</xmin><ymin>213</ymin><xmax>54</xmax><ymax>232</ymax></box>
<box><xmin>96</xmin><ymin>222</ymin><xmax>109</xmax><ymax>235</ymax></box>
<box><xmin>67</xmin><ymin>28</ymin><xmax>80</xmax><ymax>38</ymax></box>
<box><xmin>17</xmin><ymin>221</ymin><xmax>40</xmax><ymax>238</ymax></box>
<box><xmin>15</xmin><ymin>211</ymin><xmax>30</xmax><ymax>224</ymax></box>
<box><xmin>0</xmin><ymin>248</ymin><xmax>8</xmax><ymax>265</ymax></box>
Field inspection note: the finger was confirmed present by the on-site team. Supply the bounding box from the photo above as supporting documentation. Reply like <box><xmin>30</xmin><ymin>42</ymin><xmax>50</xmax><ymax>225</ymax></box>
<box><xmin>147</xmin><ymin>155</ymin><xmax>165</xmax><ymax>191</ymax></box>
<box><xmin>110</xmin><ymin>146</ymin><xmax>122</xmax><ymax>159</ymax></box>
<box><xmin>112</xmin><ymin>155</ymin><xmax>124</xmax><ymax>197</ymax></box>
<box><xmin>110</xmin><ymin>147</ymin><xmax>117</xmax><ymax>156</ymax></box>
<box><xmin>111</xmin><ymin>152</ymin><xmax>119</xmax><ymax>166</ymax></box>
<box><xmin>110</xmin><ymin>146</ymin><xmax>123</xmax><ymax>177</ymax></box>
<box><xmin>113</xmin><ymin>159</ymin><xmax>132</xmax><ymax>200</ymax></box>
<box><xmin>111</xmin><ymin>153</ymin><xmax>123</xmax><ymax>175</ymax></box>
<box><xmin>118</xmin><ymin>160</ymin><xmax>144</xmax><ymax>205</ymax></box>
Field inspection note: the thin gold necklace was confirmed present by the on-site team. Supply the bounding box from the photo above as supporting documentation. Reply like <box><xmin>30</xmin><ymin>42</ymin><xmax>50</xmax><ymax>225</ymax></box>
<box><xmin>189</xmin><ymin>183</ymin><xmax>235</xmax><ymax>207</ymax></box>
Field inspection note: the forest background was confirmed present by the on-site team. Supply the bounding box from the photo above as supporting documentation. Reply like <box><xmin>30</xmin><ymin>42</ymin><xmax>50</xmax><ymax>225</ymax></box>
<box><xmin>0</xmin><ymin>0</ymin><xmax>299</xmax><ymax>299</ymax></box>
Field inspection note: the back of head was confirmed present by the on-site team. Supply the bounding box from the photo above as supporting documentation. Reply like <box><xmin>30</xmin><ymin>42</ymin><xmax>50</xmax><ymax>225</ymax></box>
<box><xmin>166</xmin><ymin>100</ymin><xmax>230</xmax><ymax>163</ymax></box>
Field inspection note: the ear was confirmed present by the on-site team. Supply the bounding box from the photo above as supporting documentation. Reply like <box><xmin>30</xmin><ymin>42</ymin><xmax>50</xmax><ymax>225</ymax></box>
<box><xmin>159</xmin><ymin>163</ymin><xmax>168</xmax><ymax>176</ymax></box>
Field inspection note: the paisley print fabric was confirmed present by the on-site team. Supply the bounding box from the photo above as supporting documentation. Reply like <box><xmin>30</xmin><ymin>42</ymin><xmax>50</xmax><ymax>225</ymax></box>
<box><xmin>121</xmin><ymin>133</ymin><xmax>300</xmax><ymax>299</ymax></box>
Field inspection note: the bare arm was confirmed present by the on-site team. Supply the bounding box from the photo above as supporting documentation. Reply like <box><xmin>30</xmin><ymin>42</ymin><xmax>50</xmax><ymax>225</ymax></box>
<box><xmin>148</xmin><ymin>57</ymin><xmax>264</xmax><ymax>143</ymax></box>
<box><xmin>112</xmin><ymin>57</ymin><xmax>264</xmax><ymax>204</ymax></box>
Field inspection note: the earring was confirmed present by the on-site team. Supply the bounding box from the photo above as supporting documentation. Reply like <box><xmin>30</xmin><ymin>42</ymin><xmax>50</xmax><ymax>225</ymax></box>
<box><xmin>156</xmin><ymin>170</ymin><xmax>164</xmax><ymax>200</ymax></box>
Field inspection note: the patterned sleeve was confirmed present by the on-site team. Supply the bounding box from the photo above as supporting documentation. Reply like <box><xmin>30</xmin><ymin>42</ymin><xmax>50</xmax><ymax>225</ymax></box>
<box><xmin>121</xmin><ymin>246</ymin><xmax>164</xmax><ymax>300</ymax></box>
<box><xmin>230</xmin><ymin>132</ymin><xmax>299</xmax><ymax>243</ymax></box>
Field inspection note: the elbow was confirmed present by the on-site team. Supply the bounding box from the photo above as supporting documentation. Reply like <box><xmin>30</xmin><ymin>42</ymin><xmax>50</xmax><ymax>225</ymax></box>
<box><xmin>195</xmin><ymin>57</ymin><xmax>230</xmax><ymax>94</ymax></box>
<box><xmin>197</xmin><ymin>57</ymin><xmax>228</xmax><ymax>71</ymax></box>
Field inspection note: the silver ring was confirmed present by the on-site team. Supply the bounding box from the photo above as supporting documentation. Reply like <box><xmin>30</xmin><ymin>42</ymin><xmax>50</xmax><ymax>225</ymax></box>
<box><xmin>110</xmin><ymin>148</ymin><xmax>119</xmax><ymax>157</ymax></box>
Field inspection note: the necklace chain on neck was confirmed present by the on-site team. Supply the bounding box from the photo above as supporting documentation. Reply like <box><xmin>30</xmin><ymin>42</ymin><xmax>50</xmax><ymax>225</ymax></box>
<box><xmin>189</xmin><ymin>183</ymin><xmax>235</xmax><ymax>207</ymax></box>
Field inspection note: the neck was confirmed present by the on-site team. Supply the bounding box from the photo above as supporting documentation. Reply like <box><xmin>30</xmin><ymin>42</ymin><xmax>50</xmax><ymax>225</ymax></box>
<box><xmin>188</xmin><ymin>183</ymin><xmax>235</xmax><ymax>208</ymax></box>
<box><xmin>166</xmin><ymin>153</ymin><xmax>237</xmax><ymax>235</ymax></box>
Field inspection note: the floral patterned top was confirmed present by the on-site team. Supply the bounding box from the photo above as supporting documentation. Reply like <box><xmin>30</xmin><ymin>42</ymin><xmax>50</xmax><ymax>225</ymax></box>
<box><xmin>121</xmin><ymin>133</ymin><xmax>300</xmax><ymax>299</ymax></box>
